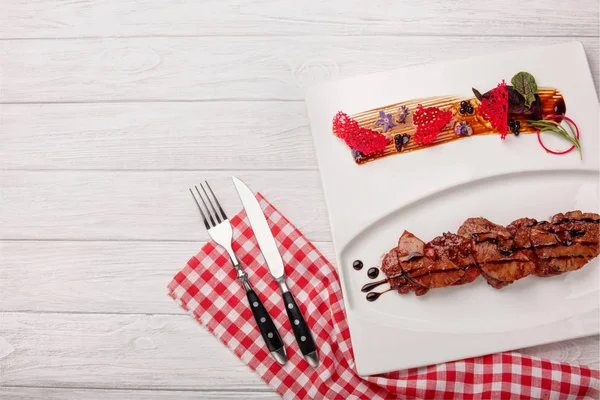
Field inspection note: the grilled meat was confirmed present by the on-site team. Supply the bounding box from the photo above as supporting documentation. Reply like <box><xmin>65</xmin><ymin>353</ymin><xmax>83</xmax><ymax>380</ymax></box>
<box><xmin>458</xmin><ymin>218</ymin><xmax>535</xmax><ymax>288</ymax></box>
<box><xmin>381</xmin><ymin>211</ymin><xmax>599</xmax><ymax>296</ymax></box>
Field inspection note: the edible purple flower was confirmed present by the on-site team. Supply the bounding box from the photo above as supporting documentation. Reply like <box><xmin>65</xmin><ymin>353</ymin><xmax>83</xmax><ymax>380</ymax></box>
<box><xmin>397</xmin><ymin>105</ymin><xmax>410</xmax><ymax>123</ymax></box>
<box><xmin>455</xmin><ymin>121</ymin><xmax>473</xmax><ymax>136</ymax></box>
<box><xmin>375</xmin><ymin>110</ymin><xmax>396</xmax><ymax>133</ymax></box>
<box><xmin>352</xmin><ymin>149</ymin><xmax>366</xmax><ymax>162</ymax></box>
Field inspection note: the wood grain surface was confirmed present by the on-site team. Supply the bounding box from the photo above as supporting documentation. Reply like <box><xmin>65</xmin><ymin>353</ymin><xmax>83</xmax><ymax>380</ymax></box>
<box><xmin>1</xmin><ymin>1</ymin><xmax>598</xmax><ymax>398</ymax></box>
<box><xmin>1</xmin><ymin>37</ymin><xmax>598</xmax><ymax>103</ymax></box>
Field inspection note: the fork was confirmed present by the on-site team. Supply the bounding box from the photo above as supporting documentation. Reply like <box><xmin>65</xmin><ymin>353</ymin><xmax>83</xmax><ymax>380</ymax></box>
<box><xmin>189</xmin><ymin>182</ymin><xmax>287</xmax><ymax>365</ymax></box>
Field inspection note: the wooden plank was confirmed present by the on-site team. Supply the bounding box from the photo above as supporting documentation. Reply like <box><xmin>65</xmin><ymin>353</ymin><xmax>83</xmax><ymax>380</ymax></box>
<box><xmin>0</xmin><ymin>312</ymin><xmax>597</xmax><ymax>391</ymax></box>
<box><xmin>518</xmin><ymin>335</ymin><xmax>599</xmax><ymax>368</ymax></box>
<box><xmin>0</xmin><ymin>102</ymin><xmax>313</xmax><ymax>171</ymax></box>
<box><xmin>0</xmin><ymin>240</ymin><xmax>336</xmax><ymax>314</ymax></box>
<box><xmin>0</xmin><ymin>171</ymin><xmax>330</xmax><ymax>242</ymax></box>
<box><xmin>0</xmin><ymin>0</ymin><xmax>597</xmax><ymax>38</ymax></box>
<box><xmin>0</xmin><ymin>313</ymin><xmax>269</xmax><ymax>390</ymax></box>
<box><xmin>1</xmin><ymin>37</ymin><xmax>597</xmax><ymax>103</ymax></box>
<box><xmin>0</xmin><ymin>387</ymin><xmax>279</xmax><ymax>399</ymax></box>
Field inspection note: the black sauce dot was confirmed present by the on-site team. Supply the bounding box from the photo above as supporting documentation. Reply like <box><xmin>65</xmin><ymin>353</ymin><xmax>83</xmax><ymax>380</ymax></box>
<box><xmin>352</xmin><ymin>260</ymin><xmax>363</xmax><ymax>271</ymax></box>
<box><xmin>366</xmin><ymin>292</ymin><xmax>381</xmax><ymax>302</ymax></box>
<box><xmin>554</xmin><ymin>99</ymin><xmax>566</xmax><ymax>115</ymax></box>
<box><xmin>367</xmin><ymin>267</ymin><xmax>380</xmax><ymax>279</ymax></box>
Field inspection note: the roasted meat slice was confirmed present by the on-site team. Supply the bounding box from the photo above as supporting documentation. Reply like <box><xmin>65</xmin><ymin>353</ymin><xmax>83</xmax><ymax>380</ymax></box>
<box><xmin>397</xmin><ymin>230</ymin><xmax>425</xmax><ymax>261</ymax></box>
<box><xmin>531</xmin><ymin>212</ymin><xmax>599</xmax><ymax>275</ymax></box>
<box><xmin>381</xmin><ymin>247</ymin><xmax>412</xmax><ymax>291</ymax></box>
<box><xmin>382</xmin><ymin>231</ymin><xmax>469</xmax><ymax>295</ymax></box>
<box><xmin>458</xmin><ymin>218</ymin><xmax>533</xmax><ymax>288</ymax></box>
<box><xmin>504</xmin><ymin>217</ymin><xmax>538</xmax><ymax>279</ymax></box>
<box><xmin>457</xmin><ymin>217</ymin><xmax>513</xmax><ymax>248</ymax></box>
<box><xmin>428</xmin><ymin>232</ymin><xmax>480</xmax><ymax>286</ymax></box>
<box><xmin>376</xmin><ymin>210</ymin><xmax>599</xmax><ymax>298</ymax></box>
<box><xmin>381</xmin><ymin>244</ymin><xmax>426</xmax><ymax>294</ymax></box>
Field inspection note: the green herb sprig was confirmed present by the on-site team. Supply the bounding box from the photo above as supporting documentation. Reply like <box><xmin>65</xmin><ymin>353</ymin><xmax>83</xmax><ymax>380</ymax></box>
<box><xmin>529</xmin><ymin>119</ymin><xmax>582</xmax><ymax>160</ymax></box>
<box><xmin>511</xmin><ymin>72</ymin><xmax>538</xmax><ymax>108</ymax></box>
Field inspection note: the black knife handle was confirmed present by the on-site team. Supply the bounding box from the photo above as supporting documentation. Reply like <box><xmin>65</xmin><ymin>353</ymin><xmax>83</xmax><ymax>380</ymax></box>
<box><xmin>281</xmin><ymin>290</ymin><xmax>319</xmax><ymax>367</ymax></box>
<box><xmin>245</xmin><ymin>287</ymin><xmax>287</xmax><ymax>363</ymax></box>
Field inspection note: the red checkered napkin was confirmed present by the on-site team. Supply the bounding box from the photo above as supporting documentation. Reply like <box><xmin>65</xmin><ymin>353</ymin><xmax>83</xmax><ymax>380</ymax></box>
<box><xmin>168</xmin><ymin>194</ymin><xmax>599</xmax><ymax>399</ymax></box>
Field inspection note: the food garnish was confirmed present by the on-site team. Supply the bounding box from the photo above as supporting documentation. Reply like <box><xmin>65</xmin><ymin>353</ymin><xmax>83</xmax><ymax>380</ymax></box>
<box><xmin>454</xmin><ymin>121</ymin><xmax>473</xmax><ymax>136</ymax></box>
<box><xmin>530</xmin><ymin>115</ymin><xmax>582</xmax><ymax>159</ymax></box>
<box><xmin>511</xmin><ymin>71</ymin><xmax>538</xmax><ymax>108</ymax></box>
<box><xmin>507</xmin><ymin>119</ymin><xmax>521</xmax><ymax>136</ymax></box>
<box><xmin>332</xmin><ymin>111</ymin><xmax>390</xmax><ymax>156</ymax></box>
<box><xmin>332</xmin><ymin>76</ymin><xmax>568</xmax><ymax>164</ymax></box>
<box><xmin>412</xmin><ymin>105</ymin><xmax>453</xmax><ymax>145</ymax></box>
<box><xmin>477</xmin><ymin>81</ymin><xmax>509</xmax><ymax>139</ymax></box>
<box><xmin>473</xmin><ymin>84</ymin><xmax>543</xmax><ymax>120</ymax></box>
<box><xmin>396</xmin><ymin>105</ymin><xmax>410</xmax><ymax>123</ymax></box>
<box><xmin>374</xmin><ymin>110</ymin><xmax>396</xmax><ymax>133</ymax></box>
<box><xmin>459</xmin><ymin>100</ymin><xmax>474</xmax><ymax>115</ymax></box>
<box><xmin>394</xmin><ymin>134</ymin><xmax>410</xmax><ymax>152</ymax></box>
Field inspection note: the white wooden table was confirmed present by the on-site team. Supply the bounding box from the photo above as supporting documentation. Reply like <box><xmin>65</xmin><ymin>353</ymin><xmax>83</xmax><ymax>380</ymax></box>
<box><xmin>0</xmin><ymin>1</ymin><xmax>599</xmax><ymax>398</ymax></box>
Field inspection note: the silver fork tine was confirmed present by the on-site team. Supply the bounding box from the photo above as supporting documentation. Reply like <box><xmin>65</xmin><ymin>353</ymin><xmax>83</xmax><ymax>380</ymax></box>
<box><xmin>201</xmin><ymin>182</ymin><xmax>222</xmax><ymax>224</ymax></box>
<box><xmin>205</xmin><ymin>181</ymin><xmax>227</xmax><ymax>220</ymax></box>
<box><xmin>195</xmin><ymin>185</ymin><xmax>217</xmax><ymax>227</ymax></box>
<box><xmin>189</xmin><ymin>188</ymin><xmax>211</xmax><ymax>230</ymax></box>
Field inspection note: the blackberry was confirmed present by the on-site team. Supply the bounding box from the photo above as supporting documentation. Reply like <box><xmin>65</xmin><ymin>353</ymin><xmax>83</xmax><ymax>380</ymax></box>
<box><xmin>394</xmin><ymin>134</ymin><xmax>410</xmax><ymax>152</ymax></box>
<box><xmin>460</xmin><ymin>100</ymin><xmax>473</xmax><ymax>115</ymax></box>
<box><xmin>508</xmin><ymin>119</ymin><xmax>521</xmax><ymax>136</ymax></box>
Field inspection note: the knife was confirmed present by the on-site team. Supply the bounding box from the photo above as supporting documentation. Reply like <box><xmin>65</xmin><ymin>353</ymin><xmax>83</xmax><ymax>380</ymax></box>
<box><xmin>232</xmin><ymin>176</ymin><xmax>319</xmax><ymax>368</ymax></box>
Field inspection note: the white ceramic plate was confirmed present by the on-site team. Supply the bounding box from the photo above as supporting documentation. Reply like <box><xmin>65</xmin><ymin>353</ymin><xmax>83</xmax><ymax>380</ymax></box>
<box><xmin>305</xmin><ymin>42</ymin><xmax>600</xmax><ymax>375</ymax></box>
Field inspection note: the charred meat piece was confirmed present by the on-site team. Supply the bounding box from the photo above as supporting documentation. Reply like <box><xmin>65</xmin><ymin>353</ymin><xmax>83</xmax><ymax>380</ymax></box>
<box><xmin>428</xmin><ymin>233</ymin><xmax>480</xmax><ymax>286</ymax></box>
<box><xmin>504</xmin><ymin>217</ymin><xmax>538</xmax><ymax>279</ymax></box>
<box><xmin>399</xmin><ymin>232</ymin><xmax>466</xmax><ymax>289</ymax></box>
<box><xmin>381</xmin><ymin>247</ymin><xmax>409</xmax><ymax>290</ymax></box>
<box><xmin>381</xmin><ymin>244</ymin><xmax>426</xmax><ymax>294</ymax></box>
<box><xmin>397</xmin><ymin>230</ymin><xmax>425</xmax><ymax>261</ymax></box>
<box><xmin>377</xmin><ymin>210</ymin><xmax>598</xmax><ymax>297</ymax></box>
<box><xmin>458</xmin><ymin>218</ymin><xmax>534</xmax><ymax>288</ymax></box>
<box><xmin>531</xmin><ymin>212</ymin><xmax>599</xmax><ymax>275</ymax></box>
<box><xmin>457</xmin><ymin>217</ymin><xmax>513</xmax><ymax>246</ymax></box>
<box><xmin>383</xmin><ymin>231</ymin><xmax>474</xmax><ymax>294</ymax></box>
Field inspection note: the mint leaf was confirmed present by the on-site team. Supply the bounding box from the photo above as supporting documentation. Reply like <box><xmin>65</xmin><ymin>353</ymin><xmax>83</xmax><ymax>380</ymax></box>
<box><xmin>511</xmin><ymin>72</ymin><xmax>538</xmax><ymax>108</ymax></box>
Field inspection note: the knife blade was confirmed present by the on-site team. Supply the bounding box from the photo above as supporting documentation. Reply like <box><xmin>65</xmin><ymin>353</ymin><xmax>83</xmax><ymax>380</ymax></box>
<box><xmin>232</xmin><ymin>176</ymin><xmax>319</xmax><ymax>368</ymax></box>
<box><xmin>232</xmin><ymin>176</ymin><xmax>285</xmax><ymax>280</ymax></box>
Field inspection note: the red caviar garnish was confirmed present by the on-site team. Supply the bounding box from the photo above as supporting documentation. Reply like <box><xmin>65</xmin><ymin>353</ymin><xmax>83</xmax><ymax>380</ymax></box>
<box><xmin>479</xmin><ymin>81</ymin><xmax>509</xmax><ymax>139</ymax></box>
<box><xmin>332</xmin><ymin>111</ymin><xmax>390</xmax><ymax>156</ymax></box>
<box><xmin>412</xmin><ymin>105</ymin><xmax>453</xmax><ymax>144</ymax></box>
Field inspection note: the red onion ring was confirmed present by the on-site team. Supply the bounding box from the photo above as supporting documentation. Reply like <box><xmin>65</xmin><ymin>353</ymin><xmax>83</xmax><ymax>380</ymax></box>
<box><xmin>535</xmin><ymin>114</ymin><xmax>580</xmax><ymax>155</ymax></box>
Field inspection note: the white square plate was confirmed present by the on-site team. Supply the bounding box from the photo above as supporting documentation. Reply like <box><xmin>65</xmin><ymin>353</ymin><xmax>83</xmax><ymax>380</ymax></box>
<box><xmin>305</xmin><ymin>42</ymin><xmax>599</xmax><ymax>376</ymax></box>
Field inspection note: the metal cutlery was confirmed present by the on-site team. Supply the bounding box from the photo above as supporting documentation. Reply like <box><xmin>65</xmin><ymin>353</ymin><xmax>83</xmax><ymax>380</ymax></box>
<box><xmin>232</xmin><ymin>176</ymin><xmax>319</xmax><ymax>368</ymax></box>
<box><xmin>189</xmin><ymin>181</ymin><xmax>287</xmax><ymax>365</ymax></box>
